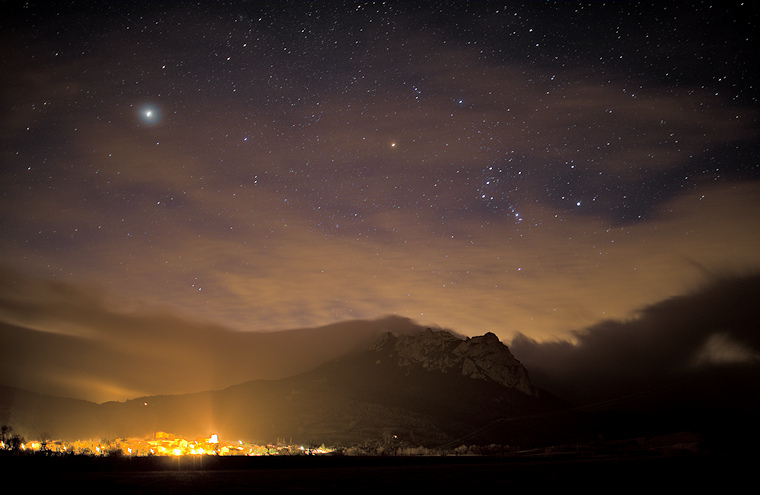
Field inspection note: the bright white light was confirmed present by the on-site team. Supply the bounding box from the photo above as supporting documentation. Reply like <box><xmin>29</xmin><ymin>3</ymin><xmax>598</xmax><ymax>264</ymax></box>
<box><xmin>138</xmin><ymin>104</ymin><xmax>160</xmax><ymax>125</ymax></box>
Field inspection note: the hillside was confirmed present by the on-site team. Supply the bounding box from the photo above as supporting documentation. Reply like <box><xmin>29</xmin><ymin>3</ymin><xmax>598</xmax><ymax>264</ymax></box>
<box><xmin>1</xmin><ymin>329</ymin><xmax>564</xmax><ymax>447</ymax></box>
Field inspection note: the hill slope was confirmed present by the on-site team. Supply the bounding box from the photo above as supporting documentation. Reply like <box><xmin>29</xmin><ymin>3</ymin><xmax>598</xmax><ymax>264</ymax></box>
<box><xmin>1</xmin><ymin>329</ymin><xmax>563</xmax><ymax>447</ymax></box>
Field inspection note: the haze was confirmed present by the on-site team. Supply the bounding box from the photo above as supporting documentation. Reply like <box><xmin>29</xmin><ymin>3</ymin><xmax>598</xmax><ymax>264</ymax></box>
<box><xmin>1</xmin><ymin>2</ymin><xmax>758</xmax><ymax>403</ymax></box>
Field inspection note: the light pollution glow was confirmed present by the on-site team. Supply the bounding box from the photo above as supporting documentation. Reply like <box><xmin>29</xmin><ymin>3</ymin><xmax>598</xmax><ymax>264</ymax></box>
<box><xmin>1</xmin><ymin>2</ymin><xmax>759</xmax><ymax>403</ymax></box>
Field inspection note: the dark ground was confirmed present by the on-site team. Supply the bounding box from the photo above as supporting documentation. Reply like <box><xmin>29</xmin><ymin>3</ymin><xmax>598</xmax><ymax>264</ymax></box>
<box><xmin>2</xmin><ymin>453</ymin><xmax>749</xmax><ymax>492</ymax></box>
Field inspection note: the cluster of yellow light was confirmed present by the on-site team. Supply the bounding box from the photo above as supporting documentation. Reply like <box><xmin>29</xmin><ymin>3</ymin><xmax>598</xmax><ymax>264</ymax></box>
<box><xmin>18</xmin><ymin>432</ymin><xmax>332</xmax><ymax>457</ymax></box>
<box><xmin>123</xmin><ymin>432</ymin><xmax>247</xmax><ymax>457</ymax></box>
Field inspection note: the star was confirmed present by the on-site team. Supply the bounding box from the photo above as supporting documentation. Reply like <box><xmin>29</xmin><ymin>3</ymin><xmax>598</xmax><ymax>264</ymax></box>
<box><xmin>138</xmin><ymin>104</ymin><xmax>160</xmax><ymax>125</ymax></box>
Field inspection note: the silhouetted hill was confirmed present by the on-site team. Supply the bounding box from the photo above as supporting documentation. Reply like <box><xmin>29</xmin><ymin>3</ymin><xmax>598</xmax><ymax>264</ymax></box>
<box><xmin>510</xmin><ymin>273</ymin><xmax>760</xmax><ymax>452</ymax></box>
<box><xmin>210</xmin><ymin>329</ymin><xmax>565</xmax><ymax>446</ymax></box>
<box><xmin>1</xmin><ymin>329</ymin><xmax>565</xmax><ymax>447</ymax></box>
<box><xmin>0</xmin><ymin>387</ymin><xmax>101</xmax><ymax>440</ymax></box>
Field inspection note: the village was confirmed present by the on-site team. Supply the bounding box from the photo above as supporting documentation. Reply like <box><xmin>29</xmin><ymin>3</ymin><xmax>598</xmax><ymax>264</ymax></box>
<box><xmin>5</xmin><ymin>431</ymin><xmax>334</xmax><ymax>457</ymax></box>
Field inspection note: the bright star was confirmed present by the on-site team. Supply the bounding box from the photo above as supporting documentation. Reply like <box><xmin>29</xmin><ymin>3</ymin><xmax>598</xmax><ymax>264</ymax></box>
<box><xmin>138</xmin><ymin>104</ymin><xmax>160</xmax><ymax>125</ymax></box>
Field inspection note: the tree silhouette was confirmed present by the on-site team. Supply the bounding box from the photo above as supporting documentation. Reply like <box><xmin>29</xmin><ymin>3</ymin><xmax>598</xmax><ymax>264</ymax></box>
<box><xmin>39</xmin><ymin>431</ymin><xmax>51</xmax><ymax>452</ymax></box>
<box><xmin>1</xmin><ymin>425</ymin><xmax>10</xmax><ymax>446</ymax></box>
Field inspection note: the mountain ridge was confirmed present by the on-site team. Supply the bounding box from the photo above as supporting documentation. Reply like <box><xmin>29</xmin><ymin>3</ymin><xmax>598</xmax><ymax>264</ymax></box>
<box><xmin>370</xmin><ymin>328</ymin><xmax>537</xmax><ymax>396</ymax></box>
<box><xmin>1</xmin><ymin>329</ymin><xmax>559</xmax><ymax>446</ymax></box>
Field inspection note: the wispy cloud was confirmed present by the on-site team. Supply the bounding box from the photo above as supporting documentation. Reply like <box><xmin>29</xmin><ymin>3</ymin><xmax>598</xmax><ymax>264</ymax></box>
<box><xmin>0</xmin><ymin>267</ymin><xmax>430</xmax><ymax>402</ymax></box>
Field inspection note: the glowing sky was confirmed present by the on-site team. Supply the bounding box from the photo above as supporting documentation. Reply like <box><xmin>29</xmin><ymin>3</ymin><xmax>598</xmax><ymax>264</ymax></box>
<box><xmin>2</xmin><ymin>0</ymin><xmax>758</xmax><ymax>348</ymax></box>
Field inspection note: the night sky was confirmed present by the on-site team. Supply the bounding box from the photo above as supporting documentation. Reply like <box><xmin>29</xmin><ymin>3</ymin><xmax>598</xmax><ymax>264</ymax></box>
<box><xmin>2</xmin><ymin>1</ymin><xmax>759</xmax><ymax>402</ymax></box>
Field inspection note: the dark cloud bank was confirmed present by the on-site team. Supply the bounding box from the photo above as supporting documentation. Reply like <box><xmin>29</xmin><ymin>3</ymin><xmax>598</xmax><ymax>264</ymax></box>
<box><xmin>510</xmin><ymin>273</ymin><xmax>760</xmax><ymax>418</ymax></box>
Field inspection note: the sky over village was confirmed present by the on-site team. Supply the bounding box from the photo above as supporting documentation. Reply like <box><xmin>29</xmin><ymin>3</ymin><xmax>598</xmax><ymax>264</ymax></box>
<box><xmin>1</xmin><ymin>1</ymin><xmax>759</xmax><ymax>401</ymax></box>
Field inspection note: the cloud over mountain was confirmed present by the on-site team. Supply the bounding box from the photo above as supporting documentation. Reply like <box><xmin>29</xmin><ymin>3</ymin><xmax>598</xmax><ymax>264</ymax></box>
<box><xmin>510</xmin><ymin>273</ymin><xmax>760</xmax><ymax>408</ymax></box>
<box><xmin>0</xmin><ymin>267</ymin><xmax>431</xmax><ymax>402</ymax></box>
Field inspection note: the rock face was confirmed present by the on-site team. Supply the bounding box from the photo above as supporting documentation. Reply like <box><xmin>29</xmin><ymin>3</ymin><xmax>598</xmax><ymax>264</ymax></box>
<box><xmin>371</xmin><ymin>328</ymin><xmax>537</xmax><ymax>397</ymax></box>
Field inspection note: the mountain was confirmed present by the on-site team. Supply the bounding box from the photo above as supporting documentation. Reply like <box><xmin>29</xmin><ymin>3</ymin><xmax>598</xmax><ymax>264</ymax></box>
<box><xmin>1</xmin><ymin>329</ymin><xmax>563</xmax><ymax>447</ymax></box>
<box><xmin>370</xmin><ymin>329</ymin><xmax>537</xmax><ymax>396</ymax></box>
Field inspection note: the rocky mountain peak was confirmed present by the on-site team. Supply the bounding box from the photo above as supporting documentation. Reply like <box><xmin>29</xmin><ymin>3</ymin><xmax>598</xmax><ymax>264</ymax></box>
<box><xmin>371</xmin><ymin>328</ymin><xmax>537</xmax><ymax>397</ymax></box>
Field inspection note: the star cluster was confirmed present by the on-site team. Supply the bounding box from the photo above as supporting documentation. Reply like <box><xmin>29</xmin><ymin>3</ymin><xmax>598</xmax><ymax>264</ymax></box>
<box><xmin>1</xmin><ymin>1</ymin><xmax>758</xmax><ymax>341</ymax></box>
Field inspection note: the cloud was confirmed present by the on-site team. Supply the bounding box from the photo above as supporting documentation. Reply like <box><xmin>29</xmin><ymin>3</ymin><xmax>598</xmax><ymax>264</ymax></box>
<box><xmin>0</xmin><ymin>267</ymin><xmax>432</xmax><ymax>403</ymax></box>
<box><xmin>1</xmin><ymin>1</ymin><xmax>759</xmax><ymax>384</ymax></box>
<box><xmin>691</xmin><ymin>333</ymin><xmax>760</xmax><ymax>366</ymax></box>
<box><xmin>510</xmin><ymin>273</ymin><xmax>760</xmax><ymax>407</ymax></box>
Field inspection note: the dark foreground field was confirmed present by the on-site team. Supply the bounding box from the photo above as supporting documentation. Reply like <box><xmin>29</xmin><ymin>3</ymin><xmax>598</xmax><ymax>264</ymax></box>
<box><xmin>2</xmin><ymin>453</ymin><xmax>749</xmax><ymax>492</ymax></box>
